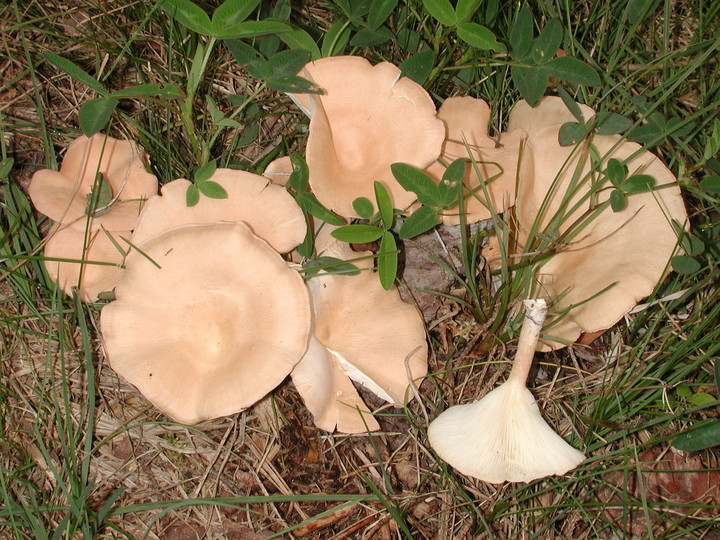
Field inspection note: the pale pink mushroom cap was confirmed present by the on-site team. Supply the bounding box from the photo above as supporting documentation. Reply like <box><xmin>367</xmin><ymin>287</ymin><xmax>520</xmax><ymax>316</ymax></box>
<box><xmin>513</xmin><ymin>100</ymin><xmax>687</xmax><ymax>350</ymax></box>
<box><xmin>43</xmin><ymin>222</ymin><xmax>130</xmax><ymax>302</ymax></box>
<box><xmin>29</xmin><ymin>133</ymin><xmax>157</xmax><ymax>230</ymax></box>
<box><xmin>426</xmin><ymin>96</ymin><xmax>527</xmax><ymax>225</ymax></box>
<box><xmin>100</xmin><ymin>222</ymin><xmax>312</xmax><ymax>425</ymax></box>
<box><xmin>28</xmin><ymin>133</ymin><xmax>156</xmax><ymax>301</ymax></box>
<box><xmin>289</xmin><ymin>56</ymin><xmax>446</xmax><ymax>217</ymax></box>
<box><xmin>291</xmin><ymin>236</ymin><xmax>428</xmax><ymax>433</ymax></box>
<box><xmin>131</xmin><ymin>169</ymin><xmax>306</xmax><ymax>253</ymax></box>
<box><xmin>311</xmin><ymin>267</ymin><xmax>427</xmax><ymax>405</ymax></box>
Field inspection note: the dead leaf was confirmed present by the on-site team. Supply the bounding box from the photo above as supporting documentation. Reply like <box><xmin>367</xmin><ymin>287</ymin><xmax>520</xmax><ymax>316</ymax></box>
<box><xmin>599</xmin><ymin>446</ymin><xmax>720</xmax><ymax>536</ymax></box>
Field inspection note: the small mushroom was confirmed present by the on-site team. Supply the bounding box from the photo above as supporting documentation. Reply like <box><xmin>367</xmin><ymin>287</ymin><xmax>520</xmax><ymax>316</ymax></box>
<box><xmin>131</xmin><ymin>169</ymin><xmax>306</xmax><ymax>253</ymax></box>
<box><xmin>428</xmin><ymin>299</ymin><xmax>585</xmax><ymax>483</ymax></box>
<box><xmin>509</xmin><ymin>97</ymin><xmax>688</xmax><ymax>349</ymax></box>
<box><xmin>425</xmin><ymin>96</ymin><xmax>527</xmax><ymax>225</ymax></box>
<box><xmin>288</xmin><ymin>55</ymin><xmax>446</xmax><ymax>217</ymax></box>
<box><xmin>29</xmin><ymin>133</ymin><xmax>157</xmax><ymax>229</ymax></box>
<box><xmin>27</xmin><ymin>133</ymin><xmax>157</xmax><ymax>300</ymax></box>
<box><xmin>100</xmin><ymin>221</ymin><xmax>312</xmax><ymax>425</ymax></box>
<box><xmin>291</xmin><ymin>234</ymin><xmax>428</xmax><ymax>433</ymax></box>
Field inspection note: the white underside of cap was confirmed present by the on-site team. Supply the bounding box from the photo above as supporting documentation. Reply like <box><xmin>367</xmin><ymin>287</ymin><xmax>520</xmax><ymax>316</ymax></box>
<box><xmin>327</xmin><ymin>347</ymin><xmax>396</xmax><ymax>404</ymax></box>
<box><xmin>428</xmin><ymin>379</ymin><xmax>585</xmax><ymax>483</ymax></box>
<box><xmin>286</xmin><ymin>92</ymin><xmax>314</xmax><ymax>118</ymax></box>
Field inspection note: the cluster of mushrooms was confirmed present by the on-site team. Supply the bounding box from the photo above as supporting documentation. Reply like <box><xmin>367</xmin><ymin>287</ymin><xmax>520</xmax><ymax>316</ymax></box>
<box><xmin>28</xmin><ymin>56</ymin><xmax>687</xmax><ymax>484</ymax></box>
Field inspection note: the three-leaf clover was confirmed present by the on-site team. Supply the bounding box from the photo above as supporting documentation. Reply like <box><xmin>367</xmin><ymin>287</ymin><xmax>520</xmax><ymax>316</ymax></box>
<box><xmin>509</xmin><ymin>7</ymin><xmax>600</xmax><ymax>106</ymax></box>
<box><xmin>186</xmin><ymin>160</ymin><xmax>228</xmax><ymax>206</ymax></box>
<box><xmin>331</xmin><ymin>181</ymin><xmax>398</xmax><ymax>290</ymax></box>
<box><xmin>604</xmin><ymin>157</ymin><xmax>656</xmax><ymax>212</ymax></box>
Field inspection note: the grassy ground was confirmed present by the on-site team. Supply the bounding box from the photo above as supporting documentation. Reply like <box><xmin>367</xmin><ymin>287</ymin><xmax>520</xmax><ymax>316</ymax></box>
<box><xmin>1</xmin><ymin>0</ymin><xmax>719</xmax><ymax>538</ymax></box>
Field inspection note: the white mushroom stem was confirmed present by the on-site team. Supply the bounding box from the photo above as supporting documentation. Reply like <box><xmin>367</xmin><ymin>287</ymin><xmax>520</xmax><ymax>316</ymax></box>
<box><xmin>507</xmin><ymin>298</ymin><xmax>548</xmax><ymax>385</ymax></box>
<box><xmin>427</xmin><ymin>298</ymin><xmax>585</xmax><ymax>483</ymax></box>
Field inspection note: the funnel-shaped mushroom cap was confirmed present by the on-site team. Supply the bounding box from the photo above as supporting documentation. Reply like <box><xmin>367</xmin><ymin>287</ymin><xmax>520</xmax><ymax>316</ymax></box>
<box><xmin>514</xmin><ymin>101</ymin><xmax>687</xmax><ymax>350</ymax></box>
<box><xmin>100</xmin><ymin>222</ymin><xmax>312</xmax><ymax>425</ymax></box>
<box><xmin>289</xmin><ymin>55</ymin><xmax>446</xmax><ymax>217</ymax></box>
<box><xmin>29</xmin><ymin>133</ymin><xmax>157</xmax><ymax>230</ymax></box>
<box><xmin>425</xmin><ymin>97</ymin><xmax>527</xmax><ymax>224</ymax></box>
<box><xmin>428</xmin><ymin>378</ymin><xmax>585</xmax><ymax>483</ymax></box>
<box><xmin>290</xmin><ymin>236</ymin><xmax>427</xmax><ymax>432</ymax></box>
<box><xmin>43</xmin><ymin>223</ymin><xmax>130</xmax><ymax>302</ymax></box>
<box><xmin>131</xmin><ymin>169</ymin><xmax>306</xmax><ymax>253</ymax></box>
<box><xmin>507</xmin><ymin>96</ymin><xmax>595</xmax><ymax>136</ymax></box>
<box><xmin>28</xmin><ymin>134</ymin><xmax>156</xmax><ymax>300</ymax></box>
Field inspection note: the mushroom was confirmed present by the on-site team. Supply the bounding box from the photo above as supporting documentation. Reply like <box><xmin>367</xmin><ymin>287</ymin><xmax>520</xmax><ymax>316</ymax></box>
<box><xmin>100</xmin><ymin>221</ymin><xmax>312</xmax><ymax>425</ymax></box>
<box><xmin>288</xmin><ymin>55</ymin><xmax>446</xmax><ymax>217</ymax></box>
<box><xmin>131</xmin><ymin>169</ymin><xmax>306</xmax><ymax>253</ymax></box>
<box><xmin>27</xmin><ymin>133</ymin><xmax>157</xmax><ymax>301</ymax></box>
<box><xmin>290</xmin><ymin>234</ymin><xmax>428</xmax><ymax>433</ymax></box>
<box><xmin>427</xmin><ymin>299</ymin><xmax>585</xmax><ymax>483</ymax></box>
<box><xmin>425</xmin><ymin>96</ymin><xmax>527</xmax><ymax>225</ymax></box>
<box><xmin>29</xmin><ymin>133</ymin><xmax>157</xmax><ymax>228</ymax></box>
<box><xmin>509</xmin><ymin>97</ymin><xmax>688</xmax><ymax>350</ymax></box>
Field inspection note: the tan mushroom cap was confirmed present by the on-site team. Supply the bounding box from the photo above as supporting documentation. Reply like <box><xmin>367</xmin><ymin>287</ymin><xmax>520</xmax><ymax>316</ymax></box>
<box><xmin>43</xmin><ymin>222</ymin><xmax>130</xmax><ymax>302</ymax></box>
<box><xmin>100</xmin><ymin>222</ymin><xmax>312</xmax><ymax>425</ymax></box>
<box><xmin>426</xmin><ymin>96</ymin><xmax>527</xmax><ymax>225</ymax></box>
<box><xmin>29</xmin><ymin>133</ymin><xmax>157</xmax><ymax>230</ymax></box>
<box><xmin>507</xmin><ymin>96</ymin><xmax>595</xmax><ymax>136</ymax></box>
<box><xmin>290</xmin><ymin>235</ymin><xmax>427</xmax><ymax>432</ymax></box>
<box><xmin>515</xmin><ymin>117</ymin><xmax>687</xmax><ymax>350</ymax></box>
<box><xmin>289</xmin><ymin>55</ymin><xmax>446</xmax><ymax>217</ymax></box>
<box><xmin>131</xmin><ymin>169</ymin><xmax>306</xmax><ymax>253</ymax></box>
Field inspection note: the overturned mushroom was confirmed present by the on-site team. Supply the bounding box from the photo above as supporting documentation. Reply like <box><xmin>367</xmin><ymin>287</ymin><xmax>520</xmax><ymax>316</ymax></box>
<box><xmin>28</xmin><ymin>133</ymin><xmax>157</xmax><ymax>300</ymax></box>
<box><xmin>100</xmin><ymin>222</ymin><xmax>312</xmax><ymax>425</ymax></box>
<box><xmin>425</xmin><ymin>96</ymin><xmax>527</xmax><ymax>225</ymax></box>
<box><xmin>291</xmin><ymin>235</ymin><xmax>428</xmax><ymax>433</ymax></box>
<box><xmin>131</xmin><ymin>168</ymin><xmax>306</xmax><ymax>253</ymax></box>
<box><xmin>509</xmin><ymin>97</ymin><xmax>688</xmax><ymax>349</ymax></box>
<box><xmin>428</xmin><ymin>299</ymin><xmax>585</xmax><ymax>483</ymax></box>
<box><xmin>288</xmin><ymin>55</ymin><xmax>446</xmax><ymax>217</ymax></box>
